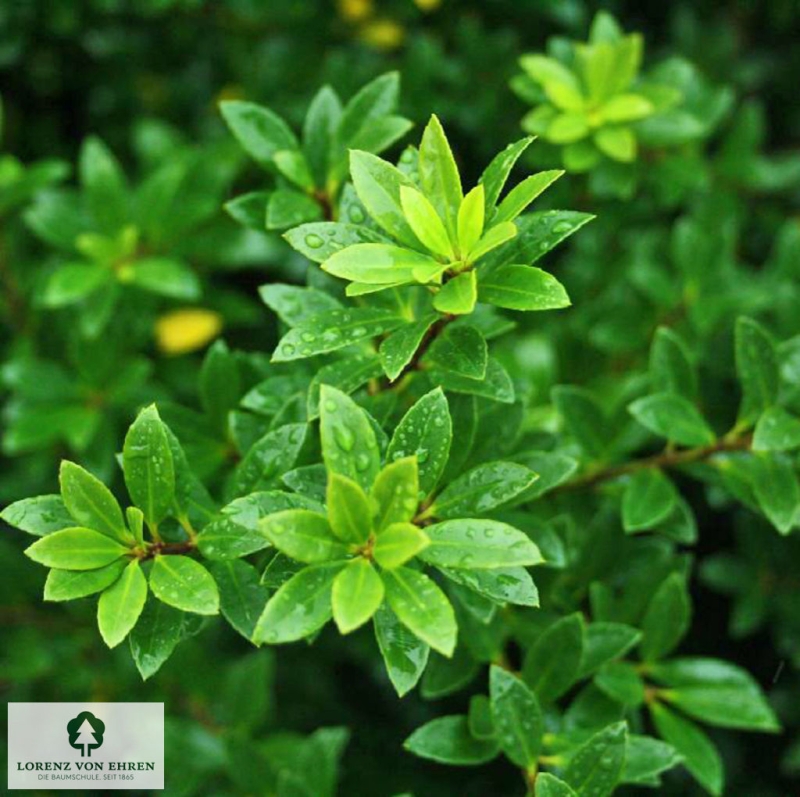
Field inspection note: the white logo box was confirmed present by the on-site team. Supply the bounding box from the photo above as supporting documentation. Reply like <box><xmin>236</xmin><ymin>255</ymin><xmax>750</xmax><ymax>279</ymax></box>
<box><xmin>7</xmin><ymin>702</ymin><xmax>163</xmax><ymax>790</ymax></box>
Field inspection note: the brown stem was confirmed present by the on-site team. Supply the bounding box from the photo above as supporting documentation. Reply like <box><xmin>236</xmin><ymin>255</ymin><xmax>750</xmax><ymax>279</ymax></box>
<box><xmin>554</xmin><ymin>433</ymin><xmax>753</xmax><ymax>493</ymax></box>
<box><xmin>138</xmin><ymin>540</ymin><xmax>197</xmax><ymax>561</ymax></box>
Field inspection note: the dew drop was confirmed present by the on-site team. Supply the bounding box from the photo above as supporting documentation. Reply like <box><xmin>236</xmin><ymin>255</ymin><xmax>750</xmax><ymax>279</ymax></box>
<box><xmin>305</xmin><ymin>233</ymin><xmax>324</xmax><ymax>249</ymax></box>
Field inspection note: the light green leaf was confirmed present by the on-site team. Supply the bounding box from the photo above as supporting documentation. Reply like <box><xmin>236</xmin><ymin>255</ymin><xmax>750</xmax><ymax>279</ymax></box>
<box><xmin>628</xmin><ymin>392</ymin><xmax>715</xmax><ymax>447</ymax></box>
<box><xmin>433</xmin><ymin>271</ymin><xmax>477</xmax><ymax>315</ymax></box>
<box><xmin>595</xmin><ymin>126</ymin><xmax>636</xmax><ymax>162</ymax></box>
<box><xmin>59</xmin><ymin>460</ymin><xmax>131</xmax><ymax>543</ymax></box>
<box><xmin>25</xmin><ymin>528</ymin><xmax>129</xmax><ymax>570</ymax></box>
<box><xmin>547</xmin><ymin>113</ymin><xmax>590</xmax><ymax>144</ymax></box>
<box><xmin>400</xmin><ymin>185</ymin><xmax>454</xmax><ymax>259</ymax></box>
<box><xmin>468</xmin><ymin>221</ymin><xmax>517</xmax><ymax>262</ymax></box>
<box><xmin>371</xmin><ymin>457</ymin><xmax>419</xmax><ymax>530</ymax></box>
<box><xmin>149</xmin><ymin>555</ymin><xmax>219</xmax><ymax>615</ymax></box>
<box><xmin>622</xmin><ymin>735</ymin><xmax>683</xmax><ymax>788</ymax></box>
<box><xmin>602</xmin><ymin>93</ymin><xmax>654</xmax><ymax>122</ymax></box>
<box><xmin>253</xmin><ymin>561</ymin><xmax>345</xmax><ymax>644</ymax></box>
<box><xmin>125</xmin><ymin>257</ymin><xmax>200</xmax><ymax>300</ymax></box>
<box><xmin>44</xmin><ymin>560</ymin><xmax>127</xmax><ymax>602</ymax></box>
<box><xmin>97</xmin><ymin>559</ymin><xmax>147</xmax><ymax>648</ymax></box>
<box><xmin>273</xmin><ymin>149</ymin><xmax>314</xmax><ymax>190</ymax></box>
<box><xmin>261</xmin><ymin>509</ymin><xmax>347</xmax><ymax>563</ymax></box>
<box><xmin>535</xmin><ymin>774</ymin><xmax>578</xmax><ymax>797</ymax></box>
<box><xmin>457</xmin><ymin>185</ymin><xmax>485</xmax><ymax>256</ymax></box>
<box><xmin>320</xmin><ymin>385</ymin><xmax>380</xmax><ymax>490</ymax></box>
<box><xmin>283</xmin><ymin>222</ymin><xmax>389</xmax><ymax>264</ymax></box>
<box><xmin>327</xmin><ymin>473</ymin><xmax>372</xmax><ymax>544</ymax></box>
<box><xmin>332</xmin><ymin>558</ymin><xmax>385</xmax><ymax>633</ymax></box>
<box><xmin>322</xmin><ymin>243</ymin><xmax>440</xmax><ymax>286</ymax></box>
<box><xmin>373</xmin><ymin>522</ymin><xmax>430</xmax><ymax>569</ymax></box>
<box><xmin>43</xmin><ymin>263</ymin><xmax>110</xmax><ymax>307</ymax></box>
<box><xmin>479</xmin><ymin>137</ymin><xmax>534</xmax><ymax>211</ymax></box>
<box><xmin>489</xmin><ymin>666</ymin><xmax>543</xmax><ymax>767</ymax></box>
<box><xmin>123</xmin><ymin>405</ymin><xmax>175</xmax><ymax>528</ymax></box>
<box><xmin>420</xmin><ymin>519</ymin><xmax>542</xmax><ymax>569</ymax></box>
<box><xmin>494</xmin><ymin>171</ymin><xmax>563</xmax><ymax>224</ymax></box>
<box><xmin>1</xmin><ymin>494</ymin><xmax>74</xmax><ymax>537</ymax></box>
<box><xmin>479</xmin><ymin>264</ymin><xmax>570</xmax><ymax>311</ymax></box>
<box><xmin>383</xmin><ymin>566</ymin><xmax>457</xmax><ymax>656</ymax></box>
<box><xmin>418</xmin><ymin>115</ymin><xmax>463</xmax><ymax>240</ymax></box>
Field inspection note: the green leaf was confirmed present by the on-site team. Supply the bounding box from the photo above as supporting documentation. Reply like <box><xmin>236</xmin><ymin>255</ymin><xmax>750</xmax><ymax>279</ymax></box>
<box><xmin>348</xmin><ymin>115</ymin><xmax>413</xmax><ymax>161</ymax></box>
<box><xmin>650</xmin><ymin>327</ymin><xmax>697</xmax><ymax>400</ymax></box>
<box><xmin>273</xmin><ymin>307</ymin><xmax>404</xmax><ymax>362</ymax></box>
<box><xmin>259</xmin><ymin>283</ymin><xmax>342</xmax><ymax>325</ymax></box>
<box><xmin>1</xmin><ymin>494</ymin><xmax>74</xmax><ymax>537</ymax></box>
<box><xmin>209</xmin><ymin>559</ymin><xmax>271</xmax><ymax>640</ymax></box>
<box><xmin>199</xmin><ymin>340</ymin><xmax>241</xmax><ymax>432</ymax></box>
<box><xmin>25</xmin><ymin>528</ymin><xmax>129</xmax><ymax>570</ymax></box>
<box><xmin>79</xmin><ymin>136</ymin><xmax>128</xmax><ymax>232</ymax></box>
<box><xmin>379</xmin><ymin>314</ymin><xmax>438</xmax><ymax>381</ymax></box>
<box><xmin>623</xmin><ymin>734</ymin><xmax>682</xmax><ymax>787</ymax></box>
<box><xmin>751</xmin><ymin>453</ymin><xmax>800</xmax><ymax>534</ymax></box>
<box><xmin>336</xmin><ymin>72</ymin><xmax>400</xmax><ymax>150</ymax></box>
<box><xmin>387</xmin><ymin>388</ymin><xmax>452</xmax><ymax>496</ymax></box>
<box><xmin>563</xmin><ymin>722</ymin><xmax>627</xmax><ymax>797</ymax></box>
<box><xmin>579</xmin><ymin>622</ymin><xmax>642</xmax><ymax>677</ymax></box>
<box><xmin>232</xmin><ymin>423</ymin><xmax>307</xmax><ymax>496</ymax></box>
<box><xmin>433</xmin><ymin>271</ymin><xmax>477</xmax><ymax>315</ymax></box>
<box><xmin>43</xmin><ymin>263</ymin><xmax>110</xmax><ymax>307</ymax></box>
<box><xmin>494</xmin><ymin>171</ymin><xmax>563</xmax><ymax>224</ymax></box>
<box><xmin>220</xmin><ymin>101</ymin><xmax>299</xmax><ymax>169</ymax></box>
<box><xmin>327</xmin><ymin>473</ymin><xmax>372</xmax><ymax>544</ymax></box>
<box><xmin>420</xmin><ymin>519</ymin><xmax>542</xmax><ymax>569</ymax></box>
<box><xmin>479</xmin><ymin>137</ymin><xmax>534</xmax><ymax>211</ymax></box>
<box><xmin>404</xmin><ymin>716</ymin><xmax>499</xmax><ymax>765</ymax></box>
<box><xmin>332</xmin><ymin>558</ymin><xmax>385</xmax><ymax>633</ymax></box>
<box><xmin>283</xmin><ymin>222</ymin><xmax>388</xmax><ymax>264</ymax></box>
<box><xmin>457</xmin><ymin>185</ymin><xmax>485</xmax><ymax>256</ymax></box>
<box><xmin>424</xmin><ymin>324</ymin><xmax>487</xmax><ymax>380</ymax></box>
<box><xmin>434</xmin><ymin>357</ymin><xmax>515</xmax><ymax>404</ymax></box>
<box><xmin>373</xmin><ymin>522</ymin><xmax>430</xmax><ymax>569</ymax></box>
<box><xmin>652</xmin><ymin>658</ymin><xmax>780</xmax><ymax>732</ymax></box>
<box><xmin>320</xmin><ymin>385</ymin><xmax>380</xmax><ymax>490</ymax></box>
<box><xmin>628</xmin><ymin>392</ymin><xmax>715</xmax><ymax>446</ymax></box>
<box><xmin>735</xmin><ymin>316</ymin><xmax>778</xmax><ymax>423</ymax></box>
<box><xmin>522</xmin><ymin>613</ymin><xmax>584</xmax><ymax>701</ymax></box>
<box><xmin>123</xmin><ymin>405</ymin><xmax>175</xmax><ymax>528</ymax></box>
<box><xmin>149</xmin><ymin>555</ymin><xmax>219</xmax><ymax>615</ymax></box>
<box><xmin>595</xmin><ymin>126</ymin><xmax>637</xmax><ymax>162</ymax></box>
<box><xmin>479</xmin><ymin>265</ymin><xmax>570</xmax><ymax>312</ymax></box>
<box><xmin>303</xmin><ymin>85</ymin><xmax>341</xmax><ymax>185</ymax></box>
<box><xmin>552</xmin><ymin>386</ymin><xmax>610</xmax><ymax>458</ymax></box>
<box><xmin>59</xmin><ymin>461</ymin><xmax>131</xmax><ymax>543</ymax></box>
<box><xmin>224</xmin><ymin>190</ymin><xmax>271</xmax><ymax>230</ymax></box>
<box><xmin>383</xmin><ymin>566</ymin><xmax>457</xmax><ymax>656</ymax></box>
<box><xmin>535</xmin><ymin>774</ymin><xmax>578</xmax><ymax>797</ymax></box>
<box><xmin>622</xmin><ymin>469</ymin><xmax>678</xmax><ymax>532</ymax></box>
<box><xmin>439</xmin><ymin>566</ymin><xmax>538</xmax><ymax>607</ymax></box>
<box><xmin>602</xmin><ymin>93</ymin><xmax>654</xmax><ymax>122</ymax></box>
<box><xmin>307</xmin><ymin>354</ymin><xmax>383</xmax><ymax>421</ymax></box>
<box><xmin>274</xmin><ymin>149</ymin><xmax>314</xmax><ymax>190</ymax></box>
<box><xmin>595</xmin><ymin>661</ymin><xmax>645</xmax><ymax>706</ymax></box>
<box><xmin>322</xmin><ymin>243</ymin><xmax>440</xmax><ymax>286</ymax></box>
<box><xmin>650</xmin><ymin>703</ymin><xmax>723</xmax><ymax>796</ymax></box>
<box><xmin>261</xmin><ymin>509</ymin><xmax>347</xmax><ymax>563</ymax></box>
<box><xmin>418</xmin><ymin>115</ymin><xmax>463</xmax><ymax>240</ymax></box>
<box><xmin>374</xmin><ymin>603</ymin><xmax>430</xmax><ymax>697</ymax></box>
<box><xmin>640</xmin><ymin>573</ymin><xmax>691</xmax><ymax>662</ymax></box>
<box><xmin>371</xmin><ymin>457</ymin><xmax>419</xmax><ymax>530</ymax></box>
<box><xmin>44</xmin><ymin>560</ymin><xmax>127</xmax><ymax>601</ymax></box>
<box><xmin>129</xmin><ymin>599</ymin><xmax>192</xmax><ymax>680</ymax></box>
<box><xmin>489</xmin><ymin>665</ymin><xmax>543</xmax><ymax>767</ymax></box>
<box><xmin>400</xmin><ymin>186</ymin><xmax>454</xmax><ymax>259</ymax></box>
<box><xmin>427</xmin><ymin>462</ymin><xmax>537</xmax><ymax>519</ymax></box>
<box><xmin>126</xmin><ymin>257</ymin><xmax>200</xmax><ymax>300</ymax></box>
<box><xmin>266</xmin><ymin>189</ymin><xmax>322</xmax><ymax>229</ymax></box>
<box><xmin>253</xmin><ymin>561</ymin><xmax>345</xmax><ymax>644</ymax></box>
<box><xmin>547</xmin><ymin>112</ymin><xmax>590</xmax><ymax>144</ymax></box>
<box><xmin>97</xmin><ymin>559</ymin><xmax>147</xmax><ymax>648</ymax></box>
<box><xmin>753</xmin><ymin>406</ymin><xmax>800</xmax><ymax>451</ymax></box>
<box><xmin>349</xmin><ymin>150</ymin><xmax>421</xmax><ymax>247</ymax></box>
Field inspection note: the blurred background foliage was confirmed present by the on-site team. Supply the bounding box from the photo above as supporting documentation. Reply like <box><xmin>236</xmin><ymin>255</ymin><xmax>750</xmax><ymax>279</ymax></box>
<box><xmin>1</xmin><ymin>1</ymin><xmax>799</xmax><ymax>795</ymax></box>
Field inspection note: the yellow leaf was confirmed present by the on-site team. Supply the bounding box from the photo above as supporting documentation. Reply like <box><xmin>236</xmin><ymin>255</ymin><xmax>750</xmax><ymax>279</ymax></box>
<box><xmin>337</xmin><ymin>0</ymin><xmax>373</xmax><ymax>22</ymax></box>
<box><xmin>155</xmin><ymin>309</ymin><xmax>223</xmax><ymax>356</ymax></box>
<box><xmin>358</xmin><ymin>19</ymin><xmax>405</xmax><ymax>50</ymax></box>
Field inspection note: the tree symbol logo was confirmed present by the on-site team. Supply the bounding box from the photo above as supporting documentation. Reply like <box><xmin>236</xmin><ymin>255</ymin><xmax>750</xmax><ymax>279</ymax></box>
<box><xmin>66</xmin><ymin>711</ymin><xmax>105</xmax><ymax>757</ymax></box>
